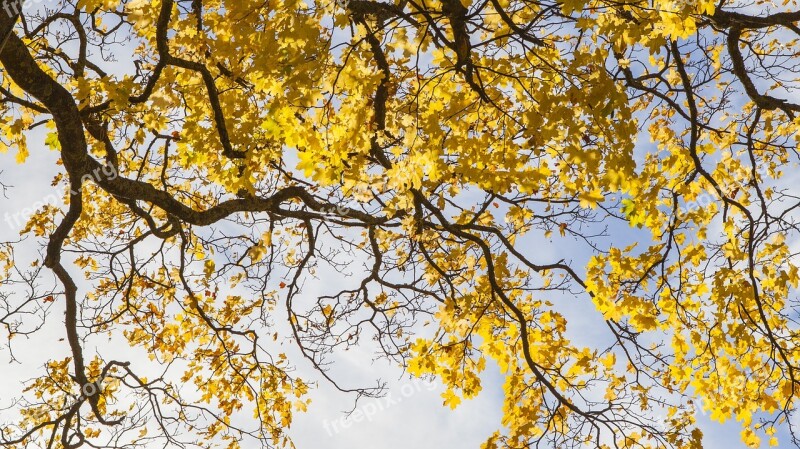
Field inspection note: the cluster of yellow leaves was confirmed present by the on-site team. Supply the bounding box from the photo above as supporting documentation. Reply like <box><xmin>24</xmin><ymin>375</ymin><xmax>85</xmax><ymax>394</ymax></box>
<box><xmin>8</xmin><ymin>0</ymin><xmax>800</xmax><ymax>447</ymax></box>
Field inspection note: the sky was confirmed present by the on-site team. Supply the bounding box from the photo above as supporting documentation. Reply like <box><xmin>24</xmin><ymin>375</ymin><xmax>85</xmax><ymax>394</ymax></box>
<box><xmin>0</xmin><ymin>1</ymin><xmax>790</xmax><ymax>449</ymax></box>
<box><xmin>0</xmin><ymin>143</ymin><xmax>752</xmax><ymax>449</ymax></box>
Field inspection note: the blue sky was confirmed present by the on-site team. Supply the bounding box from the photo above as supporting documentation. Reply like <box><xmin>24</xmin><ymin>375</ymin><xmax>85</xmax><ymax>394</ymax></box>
<box><xmin>0</xmin><ymin>145</ymin><xmax>756</xmax><ymax>449</ymax></box>
<box><xmin>0</xmin><ymin>1</ymin><xmax>789</xmax><ymax>448</ymax></box>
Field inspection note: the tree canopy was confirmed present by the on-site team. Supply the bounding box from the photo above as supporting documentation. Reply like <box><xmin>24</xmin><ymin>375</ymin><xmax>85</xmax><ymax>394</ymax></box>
<box><xmin>2</xmin><ymin>0</ymin><xmax>800</xmax><ymax>448</ymax></box>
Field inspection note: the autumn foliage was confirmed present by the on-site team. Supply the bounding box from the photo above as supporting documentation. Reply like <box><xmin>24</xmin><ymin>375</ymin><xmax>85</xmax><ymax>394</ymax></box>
<box><xmin>1</xmin><ymin>0</ymin><xmax>800</xmax><ymax>448</ymax></box>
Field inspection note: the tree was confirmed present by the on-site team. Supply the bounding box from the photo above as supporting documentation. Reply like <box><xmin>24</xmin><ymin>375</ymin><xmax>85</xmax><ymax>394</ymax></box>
<box><xmin>1</xmin><ymin>0</ymin><xmax>800</xmax><ymax>447</ymax></box>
